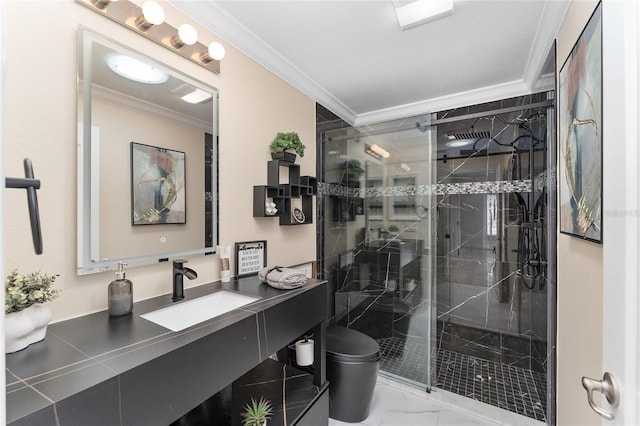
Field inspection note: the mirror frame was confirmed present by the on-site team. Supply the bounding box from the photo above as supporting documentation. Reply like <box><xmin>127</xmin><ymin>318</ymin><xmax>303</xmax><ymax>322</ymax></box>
<box><xmin>77</xmin><ymin>27</ymin><xmax>219</xmax><ymax>275</ymax></box>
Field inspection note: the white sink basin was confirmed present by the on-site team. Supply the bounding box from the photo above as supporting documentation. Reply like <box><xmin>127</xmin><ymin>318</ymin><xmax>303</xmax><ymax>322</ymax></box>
<box><xmin>140</xmin><ymin>291</ymin><xmax>260</xmax><ymax>332</ymax></box>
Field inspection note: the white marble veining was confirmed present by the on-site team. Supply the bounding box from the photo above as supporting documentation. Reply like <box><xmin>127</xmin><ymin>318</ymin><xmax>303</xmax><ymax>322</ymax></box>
<box><xmin>328</xmin><ymin>379</ymin><xmax>501</xmax><ymax>426</ymax></box>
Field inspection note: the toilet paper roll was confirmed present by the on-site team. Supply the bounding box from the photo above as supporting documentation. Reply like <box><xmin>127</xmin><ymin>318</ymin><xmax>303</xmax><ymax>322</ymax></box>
<box><xmin>295</xmin><ymin>339</ymin><xmax>314</xmax><ymax>366</ymax></box>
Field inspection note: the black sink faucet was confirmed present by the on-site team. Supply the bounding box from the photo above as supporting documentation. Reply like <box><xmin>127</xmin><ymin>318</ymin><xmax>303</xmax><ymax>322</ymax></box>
<box><xmin>172</xmin><ymin>259</ymin><xmax>197</xmax><ymax>301</ymax></box>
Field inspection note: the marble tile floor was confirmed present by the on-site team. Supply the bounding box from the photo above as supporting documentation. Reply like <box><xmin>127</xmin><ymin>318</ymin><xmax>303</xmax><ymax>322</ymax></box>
<box><xmin>328</xmin><ymin>378</ymin><xmax>501</xmax><ymax>426</ymax></box>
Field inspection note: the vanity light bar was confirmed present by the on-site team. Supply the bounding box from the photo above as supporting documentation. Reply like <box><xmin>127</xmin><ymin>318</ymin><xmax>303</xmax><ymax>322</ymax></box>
<box><xmin>76</xmin><ymin>0</ymin><xmax>222</xmax><ymax>74</ymax></box>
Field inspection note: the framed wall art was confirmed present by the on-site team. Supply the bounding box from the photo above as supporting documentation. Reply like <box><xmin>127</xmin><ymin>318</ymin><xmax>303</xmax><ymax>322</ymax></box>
<box><xmin>131</xmin><ymin>142</ymin><xmax>186</xmax><ymax>225</ymax></box>
<box><xmin>235</xmin><ymin>240</ymin><xmax>267</xmax><ymax>277</ymax></box>
<box><xmin>558</xmin><ymin>2</ymin><xmax>602</xmax><ymax>243</ymax></box>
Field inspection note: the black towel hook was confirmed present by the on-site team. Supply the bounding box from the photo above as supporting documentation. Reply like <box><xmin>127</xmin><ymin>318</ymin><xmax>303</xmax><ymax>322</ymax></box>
<box><xmin>5</xmin><ymin>158</ymin><xmax>43</xmax><ymax>255</ymax></box>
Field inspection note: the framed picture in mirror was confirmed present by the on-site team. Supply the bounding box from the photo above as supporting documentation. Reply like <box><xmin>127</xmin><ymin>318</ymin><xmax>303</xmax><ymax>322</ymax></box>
<box><xmin>131</xmin><ymin>142</ymin><xmax>186</xmax><ymax>225</ymax></box>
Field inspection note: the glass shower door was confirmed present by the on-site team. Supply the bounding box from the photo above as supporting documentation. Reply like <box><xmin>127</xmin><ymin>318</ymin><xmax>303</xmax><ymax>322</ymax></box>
<box><xmin>321</xmin><ymin>114</ymin><xmax>437</xmax><ymax>389</ymax></box>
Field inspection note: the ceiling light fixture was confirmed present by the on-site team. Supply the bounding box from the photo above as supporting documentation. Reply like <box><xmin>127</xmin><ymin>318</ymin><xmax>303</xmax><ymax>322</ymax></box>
<box><xmin>393</xmin><ymin>0</ymin><xmax>454</xmax><ymax>31</ymax></box>
<box><xmin>445</xmin><ymin>139</ymin><xmax>473</xmax><ymax>148</ymax></box>
<box><xmin>365</xmin><ymin>143</ymin><xmax>390</xmax><ymax>160</ymax></box>
<box><xmin>172</xmin><ymin>84</ymin><xmax>213</xmax><ymax>104</ymax></box>
<box><xmin>180</xmin><ymin>88</ymin><xmax>213</xmax><ymax>104</ymax></box>
<box><xmin>171</xmin><ymin>24</ymin><xmax>198</xmax><ymax>49</ymax></box>
<box><xmin>135</xmin><ymin>1</ymin><xmax>165</xmax><ymax>31</ymax></box>
<box><xmin>107</xmin><ymin>54</ymin><xmax>169</xmax><ymax>84</ymax></box>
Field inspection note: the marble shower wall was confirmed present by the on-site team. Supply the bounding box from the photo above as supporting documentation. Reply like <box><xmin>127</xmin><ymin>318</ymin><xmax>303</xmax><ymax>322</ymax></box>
<box><xmin>317</xmin><ymin>93</ymin><xmax>554</xmax><ymax>384</ymax></box>
<box><xmin>434</xmin><ymin>96</ymin><xmax>551</xmax><ymax>373</ymax></box>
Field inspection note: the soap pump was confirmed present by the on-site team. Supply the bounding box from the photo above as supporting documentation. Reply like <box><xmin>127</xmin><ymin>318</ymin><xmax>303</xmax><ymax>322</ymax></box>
<box><xmin>108</xmin><ymin>262</ymin><xmax>133</xmax><ymax>316</ymax></box>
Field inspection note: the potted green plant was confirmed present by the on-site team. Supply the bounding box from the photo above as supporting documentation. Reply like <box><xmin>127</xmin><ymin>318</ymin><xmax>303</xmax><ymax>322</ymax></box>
<box><xmin>241</xmin><ymin>396</ymin><xmax>273</xmax><ymax>426</ymax></box>
<box><xmin>5</xmin><ymin>269</ymin><xmax>60</xmax><ymax>353</ymax></box>
<box><xmin>270</xmin><ymin>132</ymin><xmax>305</xmax><ymax>163</ymax></box>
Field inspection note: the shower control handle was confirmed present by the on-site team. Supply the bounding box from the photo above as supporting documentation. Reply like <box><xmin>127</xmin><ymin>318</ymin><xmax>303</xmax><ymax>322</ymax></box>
<box><xmin>581</xmin><ymin>372</ymin><xmax>619</xmax><ymax>421</ymax></box>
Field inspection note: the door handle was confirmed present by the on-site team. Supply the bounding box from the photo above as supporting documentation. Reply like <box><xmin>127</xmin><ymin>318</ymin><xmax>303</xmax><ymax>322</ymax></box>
<box><xmin>581</xmin><ymin>372</ymin><xmax>620</xmax><ymax>421</ymax></box>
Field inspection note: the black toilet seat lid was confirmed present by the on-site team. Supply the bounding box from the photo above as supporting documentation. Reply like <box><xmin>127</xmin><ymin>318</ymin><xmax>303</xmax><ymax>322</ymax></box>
<box><xmin>326</xmin><ymin>325</ymin><xmax>380</xmax><ymax>360</ymax></box>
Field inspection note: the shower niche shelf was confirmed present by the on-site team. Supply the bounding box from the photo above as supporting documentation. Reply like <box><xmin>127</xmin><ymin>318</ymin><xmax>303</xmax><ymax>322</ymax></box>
<box><xmin>253</xmin><ymin>159</ymin><xmax>317</xmax><ymax>225</ymax></box>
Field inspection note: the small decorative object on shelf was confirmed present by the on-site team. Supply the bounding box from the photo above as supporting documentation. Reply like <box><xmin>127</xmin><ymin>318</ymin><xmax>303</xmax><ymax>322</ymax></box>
<box><xmin>241</xmin><ymin>396</ymin><xmax>273</xmax><ymax>426</ymax></box>
<box><xmin>269</xmin><ymin>132</ymin><xmax>305</xmax><ymax>163</ymax></box>
<box><xmin>5</xmin><ymin>269</ymin><xmax>60</xmax><ymax>353</ymax></box>
<box><xmin>265</xmin><ymin>201</ymin><xmax>278</xmax><ymax>216</ymax></box>
<box><xmin>292</xmin><ymin>207</ymin><xmax>305</xmax><ymax>223</ymax></box>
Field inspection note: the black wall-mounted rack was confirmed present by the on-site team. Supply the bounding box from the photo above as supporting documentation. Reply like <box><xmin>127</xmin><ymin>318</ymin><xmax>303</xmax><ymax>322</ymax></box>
<box><xmin>253</xmin><ymin>159</ymin><xmax>317</xmax><ymax>225</ymax></box>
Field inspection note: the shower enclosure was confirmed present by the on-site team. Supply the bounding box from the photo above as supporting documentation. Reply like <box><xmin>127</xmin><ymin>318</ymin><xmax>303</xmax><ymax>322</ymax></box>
<box><xmin>317</xmin><ymin>92</ymin><xmax>556</xmax><ymax>424</ymax></box>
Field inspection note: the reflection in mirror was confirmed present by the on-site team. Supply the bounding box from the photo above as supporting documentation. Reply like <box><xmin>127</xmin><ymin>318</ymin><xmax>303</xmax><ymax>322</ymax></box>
<box><xmin>77</xmin><ymin>27</ymin><xmax>218</xmax><ymax>275</ymax></box>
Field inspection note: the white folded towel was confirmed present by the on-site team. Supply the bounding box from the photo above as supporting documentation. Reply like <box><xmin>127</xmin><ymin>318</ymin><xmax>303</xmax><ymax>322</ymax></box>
<box><xmin>258</xmin><ymin>266</ymin><xmax>307</xmax><ymax>290</ymax></box>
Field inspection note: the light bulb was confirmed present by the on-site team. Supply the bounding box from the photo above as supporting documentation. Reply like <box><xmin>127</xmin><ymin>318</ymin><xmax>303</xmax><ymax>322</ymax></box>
<box><xmin>142</xmin><ymin>1</ymin><xmax>164</xmax><ymax>24</ymax></box>
<box><xmin>171</xmin><ymin>24</ymin><xmax>198</xmax><ymax>49</ymax></box>
<box><xmin>178</xmin><ymin>24</ymin><xmax>198</xmax><ymax>46</ymax></box>
<box><xmin>208</xmin><ymin>42</ymin><xmax>225</xmax><ymax>61</ymax></box>
<box><xmin>135</xmin><ymin>1</ymin><xmax>165</xmax><ymax>31</ymax></box>
<box><xmin>200</xmin><ymin>41</ymin><xmax>225</xmax><ymax>63</ymax></box>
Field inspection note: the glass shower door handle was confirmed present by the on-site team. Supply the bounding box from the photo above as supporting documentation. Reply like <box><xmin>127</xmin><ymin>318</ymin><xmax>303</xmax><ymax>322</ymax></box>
<box><xmin>581</xmin><ymin>372</ymin><xmax>619</xmax><ymax>420</ymax></box>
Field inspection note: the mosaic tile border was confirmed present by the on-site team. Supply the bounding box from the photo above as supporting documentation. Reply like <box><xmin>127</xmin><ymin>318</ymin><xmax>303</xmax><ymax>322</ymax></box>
<box><xmin>534</xmin><ymin>167</ymin><xmax>556</xmax><ymax>192</ymax></box>
<box><xmin>434</xmin><ymin>180</ymin><xmax>532</xmax><ymax>195</ymax></box>
<box><xmin>318</xmin><ymin>180</ymin><xmax>534</xmax><ymax>198</ymax></box>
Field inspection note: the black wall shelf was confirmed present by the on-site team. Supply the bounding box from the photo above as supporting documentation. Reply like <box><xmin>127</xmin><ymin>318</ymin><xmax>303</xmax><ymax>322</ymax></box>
<box><xmin>253</xmin><ymin>159</ymin><xmax>317</xmax><ymax>225</ymax></box>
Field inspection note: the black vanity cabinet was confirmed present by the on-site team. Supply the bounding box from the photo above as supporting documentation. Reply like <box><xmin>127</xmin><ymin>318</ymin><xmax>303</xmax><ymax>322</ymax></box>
<box><xmin>5</xmin><ymin>278</ymin><xmax>328</xmax><ymax>426</ymax></box>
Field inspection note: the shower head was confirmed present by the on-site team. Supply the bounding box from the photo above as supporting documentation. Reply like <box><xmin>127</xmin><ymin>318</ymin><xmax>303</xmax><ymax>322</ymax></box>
<box><xmin>415</xmin><ymin>121</ymin><xmax>428</xmax><ymax>133</ymax></box>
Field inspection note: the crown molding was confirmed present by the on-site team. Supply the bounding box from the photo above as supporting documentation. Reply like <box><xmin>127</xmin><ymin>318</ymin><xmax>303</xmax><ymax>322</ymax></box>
<box><xmin>533</xmin><ymin>73</ymin><xmax>556</xmax><ymax>92</ymax></box>
<box><xmin>167</xmin><ymin>0</ymin><xmax>358</xmax><ymax>124</ymax></box>
<box><xmin>354</xmin><ymin>79</ymin><xmax>531</xmax><ymax>126</ymax></box>
<box><xmin>522</xmin><ymin>0</ymin><xmax>570</xmax><ymax>89</ymax></box>
<box><xmin>90</xmin><ymin>84</ymin><xmax>212</xmax><ymax>130</ymax></box>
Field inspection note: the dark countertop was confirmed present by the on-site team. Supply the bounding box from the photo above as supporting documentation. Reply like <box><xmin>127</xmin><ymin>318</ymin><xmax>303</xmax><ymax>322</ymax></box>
<box><xmin>6</xmin><ymin>276</ymin><xmax>327</xmax><ymax>426</ymax></box>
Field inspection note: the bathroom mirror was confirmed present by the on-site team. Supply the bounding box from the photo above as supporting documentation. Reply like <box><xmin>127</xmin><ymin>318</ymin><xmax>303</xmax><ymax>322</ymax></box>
<box><xmin>77</xmin><ymin>27</ymin><xmax>218</xmax><ymax>275</ymax></box>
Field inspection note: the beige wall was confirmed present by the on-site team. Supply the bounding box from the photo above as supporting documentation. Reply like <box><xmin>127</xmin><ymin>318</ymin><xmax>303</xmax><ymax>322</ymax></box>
<box><xmin>4</xmin><ymin>1</ymin><xmax>316</xmax><ymax>322</ymax></box>
<box><xmin>556</xmin><ymin>1</ymin><xmax>603</xmax><ymax>425</ymax></box>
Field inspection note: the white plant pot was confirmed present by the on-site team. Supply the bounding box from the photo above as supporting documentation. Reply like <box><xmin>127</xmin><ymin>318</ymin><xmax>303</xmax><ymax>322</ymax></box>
<box><xmin>5</xmin><ymin>304</ymin><xmax>52</xmax><ymax>353</ymax></box>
